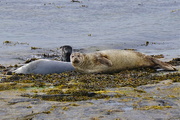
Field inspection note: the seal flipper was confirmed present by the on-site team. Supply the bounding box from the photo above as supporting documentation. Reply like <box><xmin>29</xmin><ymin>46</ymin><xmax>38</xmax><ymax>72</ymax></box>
<box><xmin>97</xmin><ymin>57</ymin><xmax>113</xmax><ymax>67</ymax></box>
<box><xmin>151</xmin><ymin>58</ymin><xmax>177</xmax><ymax>71</ymax></box>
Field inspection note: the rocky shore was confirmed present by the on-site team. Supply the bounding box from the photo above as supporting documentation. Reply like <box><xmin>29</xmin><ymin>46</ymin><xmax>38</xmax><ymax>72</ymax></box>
<box><xmin>0</xmin><ymin>60</ymin><xmax>179</xmax><ymax>120</ymax></box>
<box><xmin>1</xmin><ymin>0</ymin><xmax>180</xmax><ymax>119</ymax></box>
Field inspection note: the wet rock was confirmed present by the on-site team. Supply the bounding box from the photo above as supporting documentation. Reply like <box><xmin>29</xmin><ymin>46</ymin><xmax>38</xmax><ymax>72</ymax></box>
<box><xmin>0</xmin><ymin>80</ymin><xmax>179</xmax><ymax>120</ymax></box>
<box><xmin>0</xmin><ymin>77</ymin><xmax>6</xmax><ymax>82</ymax></box>
<box><xmin>71</xmin><ymin>0</ymin><xmax>81</xmax><ymax>3</ymax></box>
<box><xmin>8</xmin><ymin>98</ymin><xmax>40</xmax><ymax>105</ymax></box>
<box><xmin>6</xmin><ymin>71</ymin><xmax>12</xmax><ymax>75</ymax></box>
<box><xmin>156</xmin><ymin>99</ymin><xmax>178</xmax><ymax>106</ymax></box>
<box><xmin>168</xmin><ymin>58</ymin><xmax>180</xmax><ymax>66</ymax></box>
<box><xmin>136</xmin><ymin>99</ymin><xmax>177</xmax><ymax>109</ymax></box>
<box><xmin>0</xmin><ymin>65</ymin><xmax>6</xmax><ymax>69</ymax></box>
<box><xmin>151</xmin><ymin>54</ymin><xmax>164</xmax><ymax>59</ymax></box>
<box><xmin>25</xmin><ymin>58</ymin><xmax>39</xmax><ymax>63</ymax></box>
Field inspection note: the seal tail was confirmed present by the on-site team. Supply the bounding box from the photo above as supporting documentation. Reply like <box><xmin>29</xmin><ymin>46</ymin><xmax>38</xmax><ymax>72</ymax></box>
<box><xmin>151</xmin><ymin>58</ymin><xmax>177</xmax><ymax>71</ymax></box>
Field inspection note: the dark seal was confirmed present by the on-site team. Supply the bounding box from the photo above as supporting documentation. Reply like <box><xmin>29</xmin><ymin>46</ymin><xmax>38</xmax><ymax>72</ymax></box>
<box><xmin>60</xmin><ymin>45</ymin><xmax>72</xmax><ymax>62</ymax></box>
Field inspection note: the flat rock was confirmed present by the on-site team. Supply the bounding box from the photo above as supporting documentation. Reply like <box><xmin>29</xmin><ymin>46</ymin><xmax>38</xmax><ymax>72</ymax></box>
<box><xmin>0</xmin><ymin>80</ymin><xmax>179</xmax><ymax>120</ymax></box>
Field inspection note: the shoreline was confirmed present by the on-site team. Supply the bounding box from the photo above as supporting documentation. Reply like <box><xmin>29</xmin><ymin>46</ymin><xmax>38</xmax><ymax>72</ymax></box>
<box><xmin>1</xmin><ymin>39</ymin><xmax>180</xmax><ymax>66</ymax></box>
<box><xmin>0</xmin><ymin>62</ymin><xmax>180</xmax><ymax>119</ymax></box>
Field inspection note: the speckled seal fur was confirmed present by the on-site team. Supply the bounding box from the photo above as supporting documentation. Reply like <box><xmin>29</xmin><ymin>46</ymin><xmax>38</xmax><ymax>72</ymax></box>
<box><xmin>70</xmin><ymin>49</ymin><xmax>177</xmax><ymax>73</ymax></box>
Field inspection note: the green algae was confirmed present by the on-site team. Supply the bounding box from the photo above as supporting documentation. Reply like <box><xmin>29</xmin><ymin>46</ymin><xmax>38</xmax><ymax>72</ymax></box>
<box><xmin>137</xmin><ymin>105</ymin><xmax>172</xmax><ymax>110</ymax></box>
<box><xmin>3</xmin><ymin>41</ymin><xmax>29</xmax><ymax>46</ymax></box>
<box><xmin>61</xmin><ymin>106</ymin><xmax>69</xmax><ymax>111</ymax></box>
<box><xmin>1</xmin><ymin>67</ymin><xmax>180</xmax><ymax>102</ymax></box>
<box><xmin>31</xmin><ymin>47</ymin><xmax>42</xmax><ymax>50</ymax></box>
<box><xmin>0</xmin><ymin>82</ymin><xmax>34</xmax><ymax>91</ymax></box>
<box><xmin>3</xmin><ymin>41</ymin><xmax>12</xmax><ymax>44</ymax></box>
<box><xmin>133</xmin><ymin>88</ymin><xmax>146</xmax><ymax>93</ymax></box>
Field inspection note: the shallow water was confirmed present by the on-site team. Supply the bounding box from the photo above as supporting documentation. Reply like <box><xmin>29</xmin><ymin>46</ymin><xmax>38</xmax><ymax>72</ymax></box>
<box><xmin>0</xmin><ymin>0</ymin><xmax>179</xmax><ymax>65</ymax></box>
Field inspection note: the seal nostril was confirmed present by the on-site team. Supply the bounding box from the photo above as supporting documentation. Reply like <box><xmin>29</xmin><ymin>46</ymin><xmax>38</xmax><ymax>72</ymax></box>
<box><xmin>73</xmin><ymin>58</ymin><xmax>79</xmax><ymax>63</ymax></box>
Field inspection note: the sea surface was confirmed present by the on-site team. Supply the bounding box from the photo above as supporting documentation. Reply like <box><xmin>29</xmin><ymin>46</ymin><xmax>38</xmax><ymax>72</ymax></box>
<box><xmin>0</xmin><ymin>0</ymin><xmax>180</xmax><ymax>65</ymax></box>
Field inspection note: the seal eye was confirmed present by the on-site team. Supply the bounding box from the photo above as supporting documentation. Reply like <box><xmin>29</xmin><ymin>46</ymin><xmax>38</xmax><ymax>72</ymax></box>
<box><xmin>71</xmin><ymin>55</ymin><xmax>74</xmax><ymax>58</ymax></box>
<box><xmin>77</xmin><ymin>55</ymin><xmax>80</xmax><ymax>57</ymax></box>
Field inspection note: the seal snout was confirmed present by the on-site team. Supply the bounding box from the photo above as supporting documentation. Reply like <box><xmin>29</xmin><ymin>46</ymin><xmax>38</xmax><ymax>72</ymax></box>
<box><xmin>73</xmin><ymin>58</ymin><xmax>80</xmax><ymax>64</ymax></box>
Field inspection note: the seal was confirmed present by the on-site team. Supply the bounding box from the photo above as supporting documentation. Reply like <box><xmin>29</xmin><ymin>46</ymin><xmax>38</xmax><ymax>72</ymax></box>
<box><xmin>70</xmin><ymin>49</ymin><xmax>177</xmax><ymax>73</ymax></box>
<box><xmin>14</xmin><ymin>45</ymin><xmax>74</xmax><ymax>74</ymax></box>
<box><xmin>60</xmin><ymin>45</ymin><xmax>72</xmax><ymax>62</ymax></box>
<box><xmin>14</xmin><ymin>59</ymin><xmax>74</xmax><ymax>74</ymax></box>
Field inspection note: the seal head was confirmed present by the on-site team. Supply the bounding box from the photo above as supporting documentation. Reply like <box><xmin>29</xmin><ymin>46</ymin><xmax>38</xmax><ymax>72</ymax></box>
<box><xmin>60</xmin><ymin>45</ymin><xmax>72</xmax><ymax>62</ymax></box>
<box><xmin>70</xmin><ymin>52</ymin><xmax>85</xmax><ymax>67</ymax></box>
<box><xmin>70</xmin><ymin>52</ymin><xmax>113</xmax><ymax>73</ymax></box>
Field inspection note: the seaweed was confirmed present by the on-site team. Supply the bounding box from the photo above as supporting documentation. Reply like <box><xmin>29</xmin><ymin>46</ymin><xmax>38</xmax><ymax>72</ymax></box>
<box><xmin>1</xmin><ymin>67</ymin><xmax>180</xmax><ymax>102</ymax></box>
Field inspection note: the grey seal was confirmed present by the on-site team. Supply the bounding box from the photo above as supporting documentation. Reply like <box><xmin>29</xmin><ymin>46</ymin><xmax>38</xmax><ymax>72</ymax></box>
<box><xmin>14</xmin><ymin>59</ymin><xmax>74</xmax><ymax>74</ymax></box>
<box><xmin>14</xmin><ymin>45</ymin><xmax>74</xmax><ymax>74</ymax></box>
<box><xmin>70</xmin><ymin>49</ymin><xmax>177</xmax><ymax>73</ymax></box>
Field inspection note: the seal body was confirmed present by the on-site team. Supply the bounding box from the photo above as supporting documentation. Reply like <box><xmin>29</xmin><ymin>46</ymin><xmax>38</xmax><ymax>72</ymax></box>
<box><xmin>14</xmin><ymin>45</ymin><xmax>74</xmax><ymax>74</ymax></box>
<box><xmin>70</xmin><ymin>50</ymin><xmax>176</xmax><ymax>73</ymax></box>
<box><xmin>14</xmin><ymin>59</ymin><xmax>74</xmax><ymax>74</ymax></box>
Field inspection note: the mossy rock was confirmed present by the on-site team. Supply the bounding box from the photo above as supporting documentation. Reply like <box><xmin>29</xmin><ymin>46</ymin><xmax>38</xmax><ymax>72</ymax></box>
<box><xmin>2</xmin><ymin>68</ymin><xmax>180</xmax><ymax>102</ymax></box>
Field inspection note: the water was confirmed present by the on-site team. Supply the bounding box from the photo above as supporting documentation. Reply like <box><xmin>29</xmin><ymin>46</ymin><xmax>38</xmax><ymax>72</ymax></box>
<box><xmin>0</xmin><ymin>0</ymin><xmax>180</xmax><ymax>65</ymax></box>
